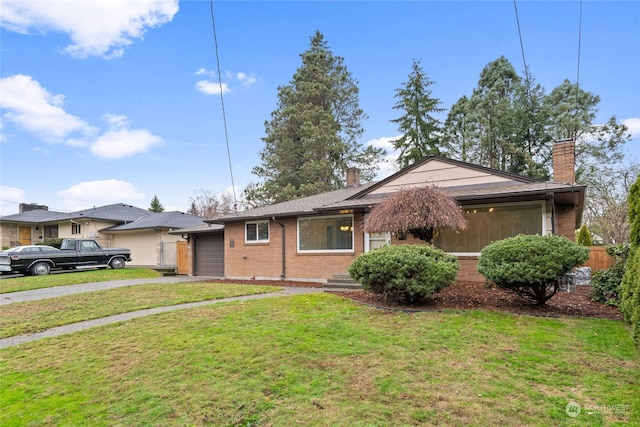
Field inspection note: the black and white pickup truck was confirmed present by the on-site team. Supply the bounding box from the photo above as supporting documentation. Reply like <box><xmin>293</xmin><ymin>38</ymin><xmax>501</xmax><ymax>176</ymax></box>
<box><xmin>0</xmin><ymin>239</ymin><xmax>132</xmax><ymax>276</ymax></box>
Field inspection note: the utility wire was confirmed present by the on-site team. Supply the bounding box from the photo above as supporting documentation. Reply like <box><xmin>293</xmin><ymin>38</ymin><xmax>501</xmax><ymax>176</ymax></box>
<box><xmin>513</xmin><ymin>0</ymin><xmax>529</xmax><ymax>77</ymax></box>
<box><xmin>208</xmin><ymin>0</ymin><xmax>238</xmax><ymax>211</ymax></box>
<box><xmin>513</xmin><ymin>0</ymin><xmax>533</xmax><ymax>101</ymax></box>
<box><xmin>574</xmin><ymin>0</ymin><xmax>584</xmax><ymax>140</ymax></box>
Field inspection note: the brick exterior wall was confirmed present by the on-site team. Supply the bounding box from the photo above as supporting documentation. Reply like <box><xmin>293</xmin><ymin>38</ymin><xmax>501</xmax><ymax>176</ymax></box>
<box><xmin>1</xmin><ymin>224</ymin><xmax>18</xmax><ymax>248</ymax></box>
<box><xmin>224</xmin><ymin>215</ymin><xmax>366</xmax><ymax>282</ymax></box>
<box><xmin>555</xmin><ymin>205</ymin><xmax>577</xmax><ymax>240</ymax></box>
<box><xmin>456</xmin><ymin>257</ymin><xmax>484</xmax><ymax>282</ymax></box>
<box><xmin>221</xmin><ymin>216</ymin><xmax>486</xmax><ymax>283</ymax></box>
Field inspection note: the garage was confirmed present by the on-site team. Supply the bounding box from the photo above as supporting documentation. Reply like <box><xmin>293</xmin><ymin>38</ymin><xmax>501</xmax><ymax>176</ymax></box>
<box><xmin>193</xmin><ymin>233</ymin><xmax>224</xmax><ymax>276</ymax></box>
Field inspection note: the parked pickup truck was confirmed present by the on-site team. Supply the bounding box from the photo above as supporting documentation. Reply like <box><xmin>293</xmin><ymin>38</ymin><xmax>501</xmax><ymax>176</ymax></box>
<box><xmin>0</xmin><ymin>239</ymin><xmax>132</xmax><ymax>276</ymax></box>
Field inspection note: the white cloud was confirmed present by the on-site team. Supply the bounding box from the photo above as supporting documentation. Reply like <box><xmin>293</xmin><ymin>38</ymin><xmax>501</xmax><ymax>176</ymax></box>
<box><xmin>196</xmin><ymin>80</ymin><xmax>230</xmax><ymax>95</ymax></box>
<box><xmin>195</xmin><ymin>68</ymin><xmax>256</xmax><ymax>94</ymax></box>
<box><xmin>0</xmin><ymin>74</ymin><xmax>95</xmax><ymax>142</ymax></box>
<box><xmin>0</xmin><ymin>186</ymin><xmax>26</xmax><ymax>216</ymax></box>
<box><xmin>195</xmin><ymin>68</ymin><xmax>215</xmax><ymax>77</ymax></box>
<box><xmin>103</xmin><ymin>113</ymin><xmax>130</xmax><ymax>129</ymax></box>
<box><xmin>237</xmin><ymin>72</ymin><xmax>257</xmax><ymax>86</ymax></box>
<box><xmin>623</xmin><ymin>117</ymin><xmax>640</xmax><ymax>139</ymax></box>
<box><xmin>90</xmin><ymin>128</ymin><xmax>162</xmax><ymax>159</ymax></box>
<box><xmin>0</xmin><ymin>0</ymin><xmax>179</xmax><ymax>58</ymax></box>
<box><xmin>58</xmin><ymin>179</ymin><xmax>145</xmax><ymax>211</ymax></box>
<box><xmin>366</xmin><ymin>135</ymin><xmax>399</xmax><ymax>180</ymax></box>
<box><xmin>1</xmin><ymin>75</ymin><xmax>162</xmax><ymax>159</ymax></box>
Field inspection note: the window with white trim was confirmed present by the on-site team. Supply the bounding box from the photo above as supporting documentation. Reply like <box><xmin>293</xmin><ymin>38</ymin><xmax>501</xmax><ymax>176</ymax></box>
<box><xmin>71</xmin><ymin>223</ymin><xmax>81</xmax><ymax>235</ymax></box>
<box><xmin>434</xmin><ymin>202</ymin><xmax>544</xmax><ymax>254</ymax></box>
<box><xmin>245</xmin><ymin>220</ymin><xmax>269</xmax><ymax>243</ymax></box>
<box><xmin>298</xmin><ymin>215</ymin><xmax>354</xmax><ymax>252</ymax></box>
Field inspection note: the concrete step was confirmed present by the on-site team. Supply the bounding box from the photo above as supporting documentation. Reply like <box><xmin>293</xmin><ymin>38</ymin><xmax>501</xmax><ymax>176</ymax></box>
<box><xmin>324</xmin><ymin>274</ymin><xmax>362</xmax><ymax>289</ymax></box>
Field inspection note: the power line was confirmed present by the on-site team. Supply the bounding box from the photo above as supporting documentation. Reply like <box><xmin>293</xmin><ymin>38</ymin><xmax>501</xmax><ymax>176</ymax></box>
<box><xmin>574</xmin><ymin>0</ymin><xmax>584</xmax><ymax>137</ymax></box>
<box><xmin>513</xmin><ymin>0</ymin><xmax>534</xmax><ymax>119</ymax></box>
<box><xmin>208</xmin><ymin>0</ymin><xmax>238</xmax><ymax>211</ymax></box>
<box><xmin>512</xmin><ymin>0</ymin><xmax>529</xmax><ymax>76</ymax></box>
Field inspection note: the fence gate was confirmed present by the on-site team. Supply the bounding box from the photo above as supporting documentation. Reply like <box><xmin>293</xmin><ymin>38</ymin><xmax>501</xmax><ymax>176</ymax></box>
<box><xmin>176</xmin><ymin>241</ymin><xmax>189</xmax><ymax>274</ymax></box>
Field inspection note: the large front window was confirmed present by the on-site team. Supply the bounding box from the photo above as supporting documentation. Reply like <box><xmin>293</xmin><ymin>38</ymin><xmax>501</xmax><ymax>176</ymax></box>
<box><xmin>434</xmin><ymin>202</ymin><xmax>544</xmax><ymax>254</ymax></box>
<box><xmin>298</xmin><ymin>215</ymin><xmax>354</xmax><ymax>252</ymax></box>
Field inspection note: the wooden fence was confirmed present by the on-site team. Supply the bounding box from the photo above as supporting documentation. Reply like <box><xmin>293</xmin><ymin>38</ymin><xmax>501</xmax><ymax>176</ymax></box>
<box><xmin>582</xmin><ymin>246</ymin><xmax>615</xmax><ymax>272</ymax></box>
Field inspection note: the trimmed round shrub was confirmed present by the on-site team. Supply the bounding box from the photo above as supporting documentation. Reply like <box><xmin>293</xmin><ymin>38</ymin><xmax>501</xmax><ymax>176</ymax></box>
<box><xmin>347</xmin><ymin>244</ymin><xmax>459</xmax><ymax>304</ymax></box>
<box><xmin>477</xmin><ymin>234</ymin><xmax>590</xmax><ymax>305</ymax></box>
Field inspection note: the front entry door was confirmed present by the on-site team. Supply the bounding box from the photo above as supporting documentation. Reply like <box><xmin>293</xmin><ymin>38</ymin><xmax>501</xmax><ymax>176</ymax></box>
<box><xmin>18</xmin><ymin>226</ymin><xmax>32</xmax><ymax>245</ymax></box>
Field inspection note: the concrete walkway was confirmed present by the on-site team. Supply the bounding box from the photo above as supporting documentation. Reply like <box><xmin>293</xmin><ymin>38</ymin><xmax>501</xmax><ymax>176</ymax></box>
<box><xmin>0</xmin><ymin>276</ymin><xmax>215</xmax><ymax>305</ymax></box>
<box><xmin>0</xmin><ymin>278</ymin><xmax>332</xmax><ymax>349</ymax></box>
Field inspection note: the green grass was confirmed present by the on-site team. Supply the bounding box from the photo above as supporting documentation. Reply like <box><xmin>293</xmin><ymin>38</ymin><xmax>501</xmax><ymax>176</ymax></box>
<box><xmin>0</xmin><ymin>282</ymin><xmax>282</xmax><ymax>338</ymax></box>
<box><xmin>1</xmin><ymin>294</ymin><xmax>637</xmax><ymax>426</ymax></box>
<box><xmin>0</xmin><ymin>268</ymin><xmax>161</xmax><ymax>293</ymax></box>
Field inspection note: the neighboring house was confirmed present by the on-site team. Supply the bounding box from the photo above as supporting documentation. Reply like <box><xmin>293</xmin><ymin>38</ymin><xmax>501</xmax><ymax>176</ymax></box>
<box><xmin>201</xmin><ymin>139</ymin><xmax>584</xmax><ymax>283</ymax></box>
<box><xmin>0</xmin><ymin>203</ymin><xmax>206</xmax><ymax>268</ymax></box>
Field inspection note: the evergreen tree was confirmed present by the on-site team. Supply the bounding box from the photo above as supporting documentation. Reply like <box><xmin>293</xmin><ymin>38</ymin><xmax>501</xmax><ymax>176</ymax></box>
<box><xmin>576</xmin><ymin>224</ymin><xmax>593</xmax><ymax>246</ymax></box>
<box><xmin>442</xmin><ymin>58</ymin><xmax>630</xmax><ymax>182</ymax></box>
<box><xmin>390</xmin><ymin>59</ymin><xmax>444</xmax><ymax>168</ymax></box>
<box><xmin>470</xmin><ymin>56</ymin><xmax>521</xmax><ymax>172</ymax></box>
<box><xmin>544</xmin><ymin>79</ymin><xmax>630</xmax><ymax>182</ymax></box>
<box><xmin>442</xmin><ymin>95</ymin><xmax>478</xmax><ymax>163</ymax></box>
<box><xmin>620</xmin><ymin>175</ymin><xmax>640</xmax><ymax>344</ymax></box>
<box><xmin>149</xmin><ymin>195</ymin><xmax>164</xmax><ymax>212</ymax></box>
<box><xmin>510</xmin><ymin>67</ymin><xmax>553</xmax><ymax>179</ymax></box>
<box><xmin>246</xmin><ymin>31</ymin><xmax>384</xmax><ymax>206</ymax></box>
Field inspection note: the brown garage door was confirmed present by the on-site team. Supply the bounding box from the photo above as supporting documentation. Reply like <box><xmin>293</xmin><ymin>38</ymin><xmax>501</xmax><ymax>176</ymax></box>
<box><xmin>194</xmin><ymin>234</ymin><xmax>224</xmax><ymax>276</ymax></box>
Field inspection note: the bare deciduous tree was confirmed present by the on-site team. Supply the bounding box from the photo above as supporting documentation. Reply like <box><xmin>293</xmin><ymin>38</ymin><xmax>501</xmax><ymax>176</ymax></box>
<box><xmin>584</xmin><ymin>162</ymin><xmax>639</xmax><ymax>244</ymax></box>
<box><xmin>187</xmin><ymin>189</ymin><xmax>239</xmax><ymax>219</ymax></box>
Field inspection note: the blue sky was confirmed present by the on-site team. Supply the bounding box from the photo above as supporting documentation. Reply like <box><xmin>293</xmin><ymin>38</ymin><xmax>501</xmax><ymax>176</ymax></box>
<box><xmin>1</xmin><ymin>0</ymin><xmax>638</xmax><ymax>216</ymax></box>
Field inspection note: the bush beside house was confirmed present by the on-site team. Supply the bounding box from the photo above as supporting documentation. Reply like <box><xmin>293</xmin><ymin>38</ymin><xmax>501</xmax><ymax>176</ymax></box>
<box><xmin>477</xmin><ymin>234</ymin><xmax>590</xmax><ymax>305</ymax></box>
<box><xmin>590</xmin><ymin>244</ymin><xmax>630</xmax><ymax>306</ymax></box>
<box><xmin>348</xmin><ymin>244</ymin><xmax>459</xmax><ymax>304</ymax></box>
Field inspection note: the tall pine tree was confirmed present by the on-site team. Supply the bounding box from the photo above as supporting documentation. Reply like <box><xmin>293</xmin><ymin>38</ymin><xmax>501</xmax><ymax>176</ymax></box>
<box><xmin>390</xmin><ymin>59</ymin><xmax>444</xmax><ymax>168</ymax></box>
<box><xmin>245</xmin><ymin>31</ymin><xmax>384</xmax><ymax>206</ymax></box>
<box><xmin>544</xmin><ymin>79</ymin><xmax>629</xmax><ymax>181</ymax></box>
<box><xmin>442</xmin><ymin>57</ymin><xmax>630</xmax><ymax>181</ymax></box>
<box><xmin>148</xmin><ymin>195</ymin><xmax>164</xmax><ymax>212</ymax></box>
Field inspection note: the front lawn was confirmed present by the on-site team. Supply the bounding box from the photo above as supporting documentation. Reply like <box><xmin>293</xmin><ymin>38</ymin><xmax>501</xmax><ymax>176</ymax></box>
<box><xmin>0</xmin><ymin>282</ymin><xmax>282</xmax><ymax>338</ymax></box>
<box><xmin>0</xmin><ymin>268</ymin><xmax>161</xmax><ymax>294</ymax></box>
<box><xmin>1</xmin><ymin>293</ymin><xmax>637</xmax><ymax>426</ymax></box>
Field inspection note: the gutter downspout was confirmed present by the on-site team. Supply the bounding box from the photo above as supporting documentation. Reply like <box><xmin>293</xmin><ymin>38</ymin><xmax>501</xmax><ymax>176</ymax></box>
<box><xmin>548</xmin><ymin>193</ymin><xmax>556</xmax><ymax>235</ymax></box>
<box><xmin>272</xmin><ymin>217</ymin><xmax>286</xmax><ymax>279</ymax></box>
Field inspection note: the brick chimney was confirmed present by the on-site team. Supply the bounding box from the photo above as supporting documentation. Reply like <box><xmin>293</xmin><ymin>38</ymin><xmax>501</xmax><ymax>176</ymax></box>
<box><xmin>346</xmin><ymin>167</ymin><xmax>360</xmax><ymax>188</ymax></box>
<box><xmin>19</xmin><ymin>203</ymin><xmax>49</xmax><ymax>213</ymax></box>
<box><xmin>552</xmin><ymin>139</ymin><xmax>576</xmax><ymax>184</ymax></box>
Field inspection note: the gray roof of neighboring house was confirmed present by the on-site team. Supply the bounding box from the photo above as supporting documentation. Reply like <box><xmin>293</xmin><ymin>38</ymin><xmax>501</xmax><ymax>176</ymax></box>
<box><xmin>1</xmin><ymin>203</ymin><xmax>208</xmax><ymax>233</ymax></box>
<box><xmin>102</xmin><ymin>211</ymin><xmax>206</xmax><ymax>231</ymax></box>
<box><xmin>0</xmin><ymin>209</ymin><xmax>68</xmax><ymax>223</ymax></box>
<box><xmin>0</xmin><ymin>203</ymin><xmax>149</xmax><ymax>224</ymax></box>
<box><xmin>67</xmin><ymin>204</ymin><xmax>150</xmax><ymax>222</ymax></box>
